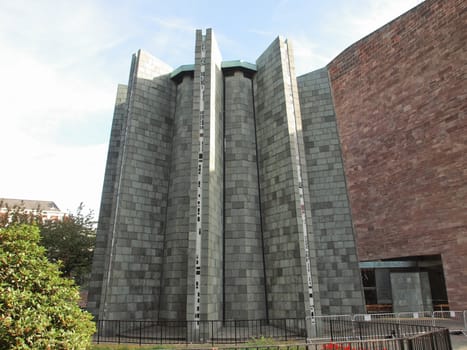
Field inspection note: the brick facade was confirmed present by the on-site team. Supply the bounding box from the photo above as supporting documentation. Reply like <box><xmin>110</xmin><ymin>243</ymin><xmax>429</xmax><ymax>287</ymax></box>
<box><xmin>328</xmin><ymin>0</ymin><xmax>467</xmax><ymax>310</ymax></box>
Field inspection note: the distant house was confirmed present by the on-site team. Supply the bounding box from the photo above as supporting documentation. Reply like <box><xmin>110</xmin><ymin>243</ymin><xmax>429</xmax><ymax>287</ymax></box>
<box><xmin>0</xmin><ymin>198</ymin><xmax>67</xmax><ymax>223</ymax></box>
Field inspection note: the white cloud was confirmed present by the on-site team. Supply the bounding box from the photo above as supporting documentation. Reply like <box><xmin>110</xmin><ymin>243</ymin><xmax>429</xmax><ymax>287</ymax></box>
<box><xmin>323</xmin><ymin>0</ymin><xmax>424</xmax><ymax>46</ymax></box>
<box><xmin>145</xmin><ymin>17</ymin><xmax>197</xmax><ymax>67</ymax></box>
<box><xmin>0</xmin><ymin>127</ymin><xmax>108</xmax><ymax>215</ymax></box>
<box><xmin>287</xmin><ymin>35</ymin><xmax>331</xmax><ymax>75</ymax></box>
<box><xmin>248</xmin><ymin>29</ymin><xmax>275</xmax><ymax>37</ymax></box>
<box><xmin>0</xmin><ymin>0</ymin><xmax>127</xmax><ymax>215</ymax></box>
<box><xmin>0</xmin><ymin>44</ymin><xmax>114</xmax><ymax>215</ymax></box>
<box><xmin>0</xmin><ymin>1</ymin><xmax>129</xmax><ymax>69</ymax></box>
<box><xmin>0</xmin><ymin>46</ymin><xmax>114</xmax><ymax>136</ymax></box>
<box><xmin>285</xmin><ymin>0</ymin><xmax>424</xmax><ymax>74</ymax></box>
<box><xmin>145</xmin><ymin>17</ymin><xmax>244</xmax><ymax>66</ymax></box>
<box><xmin>150</xmin><ymin>17</ymin><xmax>195</xmax><ymax>33</ymax></box>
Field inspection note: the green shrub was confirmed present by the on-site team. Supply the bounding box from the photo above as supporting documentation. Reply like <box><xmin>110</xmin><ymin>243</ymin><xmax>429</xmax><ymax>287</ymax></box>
<box><xmin>0</xmin><ymin>224</ymin><xmax>95</xmax><ymax>349</ymax></box>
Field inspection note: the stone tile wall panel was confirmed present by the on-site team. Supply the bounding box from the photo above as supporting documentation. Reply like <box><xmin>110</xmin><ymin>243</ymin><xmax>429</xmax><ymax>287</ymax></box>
<box><xmin>95</xmin><ymin>50</ymin><xmax>174</xmax><ymax>320</ymax></box>
<box><xmin>298</xmin><ymin>68</ymin><xmax>365</xmax><ymax>315</ymax></box>
<box><xmin>159</xmin><ymin>74</ymin><xmax>194</xmax><ymax>320</ymax></box>
<box><xmin>224</xmin><ymin>71</ymin><xmax>267</xmax><ymax>320</ymax></box>
<box><xmin>255</xmin><ymin>38</ymin><xmax>315</xmax><ymax>319</ymax></box>
<box><xmin>88</xmin><ymin>84</ymin><xmax>128</xmax><ymax>318</ymax></box>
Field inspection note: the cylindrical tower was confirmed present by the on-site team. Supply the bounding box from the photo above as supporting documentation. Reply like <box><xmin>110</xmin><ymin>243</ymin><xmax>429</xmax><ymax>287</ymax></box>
<box><xmin>223</xmin><ymin>69</ymin><xmax>267</xmax><ymax>320</ymax></box>
<box><xmin>159</xmin><ymin>72</ymin><xmax>194</xmax><ymax>320</ymax></box>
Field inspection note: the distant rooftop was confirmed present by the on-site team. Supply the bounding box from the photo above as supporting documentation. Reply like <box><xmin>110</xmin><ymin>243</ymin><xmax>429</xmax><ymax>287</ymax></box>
<box><xmin>0</xmin><ymin>198</ymin><xmax>61</xmax><ymax>211</ymax></box>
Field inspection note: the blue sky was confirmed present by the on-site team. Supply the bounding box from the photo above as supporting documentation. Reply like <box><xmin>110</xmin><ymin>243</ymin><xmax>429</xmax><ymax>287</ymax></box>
<box><xmin>0</xmin><ymin>0</ymin><xmax>422</xmax><ymax>216</ymax></box>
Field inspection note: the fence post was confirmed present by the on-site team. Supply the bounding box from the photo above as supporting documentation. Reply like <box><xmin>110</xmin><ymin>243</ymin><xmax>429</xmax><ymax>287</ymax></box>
<box><xmin>211</xmin><ymin>320</ymin><xmax>214</xmax><ymax>346</ymax></box>
<box><xmin>430</xmin><ymin>332</ymin><xmax>436</xmax><ymax>350</ymax></box>
<box><xmin>97</xmin><ymin>320</ymin><xmax>100</xmax><ymax>344</ymax></box>
<box><xmin>139</xmin><ymin>321</ymin><xmax>142</xmax><ymax>345</ymax></box>
<box><xmin>329</xmin><ymin>319</ymin><xmax>333</xmax><ymax>341</ymax></box>
<box><xmin>407</xmin><ymin>338</ymin><xmax>414</xmax><ymax>350</ymax></box>
<box><xmin>235</xmin><ymin>319</ymin><xmax>237</xmax><ymax>346</ymax></box>
<box><xmin>284</xmin><ymin>319</ymin><xmax>288</xmax><ymax>341</ymax></box>
<box><xmin>118</xmin><ymin>320</ymin><xmax>121</xmax><ymax>344</ymax></box>
<box><xmin>160</xmin><ymin>320</ymin><xmax>163</xmax><ymax>344</ymax></box>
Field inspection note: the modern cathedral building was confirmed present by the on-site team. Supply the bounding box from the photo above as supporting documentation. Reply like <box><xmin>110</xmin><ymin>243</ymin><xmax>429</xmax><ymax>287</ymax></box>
<box><xmin>89</xmin><ymin>0</ymin><xmax>466</xmax><ymax>323</ymax></box>
<box><xmin>88</xmin><ymin>28</ymin><xmax>365</xmax><ymax>322</ymax></box>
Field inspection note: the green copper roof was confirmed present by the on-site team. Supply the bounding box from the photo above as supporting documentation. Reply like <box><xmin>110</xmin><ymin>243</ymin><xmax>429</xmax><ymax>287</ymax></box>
<box><xmin>221</xmin><ymin>60</ymin><xmax>257</xmax><ymax>71</ymax></box>
<box><xmin>170</xmin><ymin>60</ymin><xmax>257</xmax><ymax>80</ymax></box>
<box><xmin>169</xmin><ymin>64</ymin><xmax>195</xmax><ymax>79</ymax></box>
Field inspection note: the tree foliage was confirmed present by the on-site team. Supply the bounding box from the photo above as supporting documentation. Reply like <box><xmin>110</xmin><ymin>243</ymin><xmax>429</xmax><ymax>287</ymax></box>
<box><xmin>40</xmin><ymin>204</ymin><xmax>96</xmax><ymax>286</ymax></box>
<box><xmin>0</xmin><ymin>224</ymin><xmax>95</xmax><ymax>349</ymax></box>
<box><xmin>0</xmin><ymin>202</ymin><xmax>96</xmax><ymax>286</ymax></box>
<box><xmin>0</xmin><ymin>201</ymin><xmax>41</xmax><ymax>227</ymax></box>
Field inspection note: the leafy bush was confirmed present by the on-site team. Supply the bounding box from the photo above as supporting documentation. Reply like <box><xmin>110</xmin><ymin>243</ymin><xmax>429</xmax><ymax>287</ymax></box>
<box><xmin>0</xmin><ymin>201</ymin><xmax>96</xmax><ymax>286</ymax></box>
<box><xmin>0</xmin><ymin>224</ymin><xmax>95</xmax><ymax>349</ymax></box>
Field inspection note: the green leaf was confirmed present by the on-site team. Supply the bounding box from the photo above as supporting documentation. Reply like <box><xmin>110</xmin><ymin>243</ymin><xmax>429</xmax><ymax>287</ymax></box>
<box><xmin>0</xmin><ymin>224</ymin><xmax>95</xmax><ymax>349</ymax></box>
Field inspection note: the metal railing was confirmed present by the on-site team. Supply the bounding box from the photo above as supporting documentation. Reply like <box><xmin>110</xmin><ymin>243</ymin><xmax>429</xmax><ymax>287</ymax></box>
<box><xmin>433</xmin><ymin>311</ymin><xmax>466</xmax><ymax>333</ymax></box>
<box><xmin>354</xmin><ymin>310</ymin><xmax>467</xmax><ymax>334</ymax></box>
<box><xmin>222</xmin><ymin>328</ymin><xmax>452</xmax><ymax>350</ymax></box>
<box><xmin>94</xmin><ymin>318</ymin><xmax>307</xmax><ymax>345</ymax></box>
<box><xmin>93</xmin><ymin>313</ymin><xmax>462</xmax><ymax>347</ymax></box>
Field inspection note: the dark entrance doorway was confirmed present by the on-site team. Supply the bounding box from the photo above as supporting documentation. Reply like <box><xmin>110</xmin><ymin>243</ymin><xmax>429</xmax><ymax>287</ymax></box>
<box><xmin>360</xmin><ymin>255</ymin><xmax>448</xmax><ymax>313</ymax></box>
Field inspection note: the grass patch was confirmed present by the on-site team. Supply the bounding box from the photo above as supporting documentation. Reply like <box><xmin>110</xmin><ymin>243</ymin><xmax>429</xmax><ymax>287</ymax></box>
<box><xmin>245</xmin><ymin>336</ymin><xmax>277</xmax><ymax>346</ymax></box>
<box><xmin>91</xmin><ymin>338</ymin><xmax>308</xmax><ymax>350</ymax></box>
<box><xmin>92</xmin><ymin>345</ymin><xmax>176</xmax><ymax>350</ymax></box>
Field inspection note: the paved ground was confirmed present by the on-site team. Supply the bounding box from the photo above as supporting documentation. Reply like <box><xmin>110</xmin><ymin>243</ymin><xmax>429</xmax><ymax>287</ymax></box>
<box><xmin>451</xmin><ymin>333</ymin><xmax>467</xmax><ymax>350</ymax></box>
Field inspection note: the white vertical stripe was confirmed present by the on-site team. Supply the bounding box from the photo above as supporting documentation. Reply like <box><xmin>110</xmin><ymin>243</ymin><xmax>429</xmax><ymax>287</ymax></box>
<box><xmin>283</xmin><ymin>41</ymin><xmax>315</xmax><ymax>321</ymax></box>
<box><xmin>193</xmin><ymin>33</ymin><xmax>206</xmax><ymax>327</ymax></box>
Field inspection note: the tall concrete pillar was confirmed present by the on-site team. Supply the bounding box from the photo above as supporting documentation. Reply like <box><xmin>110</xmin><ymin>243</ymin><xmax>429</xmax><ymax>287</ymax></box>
<box><xmin>90</xmin><ymin>50</ymin><xmax>175</xmax><ymax>321</ymax></box>
<box><xmin>224</xmin><ymin>70</ymin><xmax>267</xmax><ymax>320</ymax></box>
<box><xmin>186</xmin><ymin>29</ymin><xmax>224</xmax><ymax>323</ymax></box>
<box><xmin>298</xmin><ymin>68</ymin><xmax>366</xmax><ymax>315</ymax></box>
<box><xmin>88</xmin><ymin>83</ymin><xmax>128</xmax><ymax>319</ymax></box>
<box><xmin>159</xmin><ymin>73</ymin><xmax>194</xmax><ymax>320</ymax></box>
<box><xmin>254</xmin><ymin>37</ymin><xmax>319</xmax><ymax>320</ymax></box>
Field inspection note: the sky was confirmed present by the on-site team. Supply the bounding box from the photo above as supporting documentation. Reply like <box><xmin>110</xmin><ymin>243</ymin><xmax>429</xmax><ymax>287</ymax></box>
<box><xmin>0</xmin><ymin>0</ymin><xmax>423</xmax><ymax>217</ymax></box>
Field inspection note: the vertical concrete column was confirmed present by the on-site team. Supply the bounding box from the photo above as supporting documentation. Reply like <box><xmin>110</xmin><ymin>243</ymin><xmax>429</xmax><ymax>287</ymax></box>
<box><xmin>254</xmin><ymin>37</ymin><xmax>319</xmax><ymax>320</ymax></box>
<box><xmin>282</xmin><ymin>39</ymin><xmax>320</xmax><ymax>321</ymax></box>
<box><xmin>159</xmin><ymin>74</ymin><xmax>194</xmax><ymax>320</ymax></box>
<box><xmin>93</xmin><ymin>50</ymin><xmax>174</xmax><ymax>321</ymax></box>
<box><xmin>204</xmin><ymin>28</ymin><xmax>224</xmax><ymax>322</ymax></box>
<box><xmin>186</xmin><ymin>28</ymin><xmax>224</xmax><ymax>324</ymax></box>
<box><xmin>88</xmin><ymin>83</ymin><xmax>128</xmax><ymax>319</ymax></box>
<box><xmin>297</xmin><ymin>68</ymin><xmax>365</xmax><ymax>315</ymax></box>
<box><xmin>224</xmin><ymin>70</ymin><xmax>267</xmax><ymax>320</ymax></box>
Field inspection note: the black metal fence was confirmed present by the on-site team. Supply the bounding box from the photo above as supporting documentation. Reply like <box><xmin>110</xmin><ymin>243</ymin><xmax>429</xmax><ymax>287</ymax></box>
<box><xmin>93</xmin><ymin>318</ymin><xmax>452</xmax><ymax>349</ymax></box>
<box><xmin>94</xmin><ymin>319</ymin><xmax>307</xmax><ymax>345</ymax></box>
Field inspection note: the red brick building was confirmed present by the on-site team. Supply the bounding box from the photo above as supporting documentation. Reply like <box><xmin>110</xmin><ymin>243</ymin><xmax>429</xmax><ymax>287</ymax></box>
<box><xmin>328</xmin><ymin>0</ymin><xmax>466</xmax><ymax>310</ymax></box>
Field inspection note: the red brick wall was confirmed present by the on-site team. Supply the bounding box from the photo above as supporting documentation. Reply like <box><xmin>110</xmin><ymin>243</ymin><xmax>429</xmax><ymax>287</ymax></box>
<box><xmin>328</xmin><ymin>0</ymin><xmax>467</xmax><ymax>310</ymax></box>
